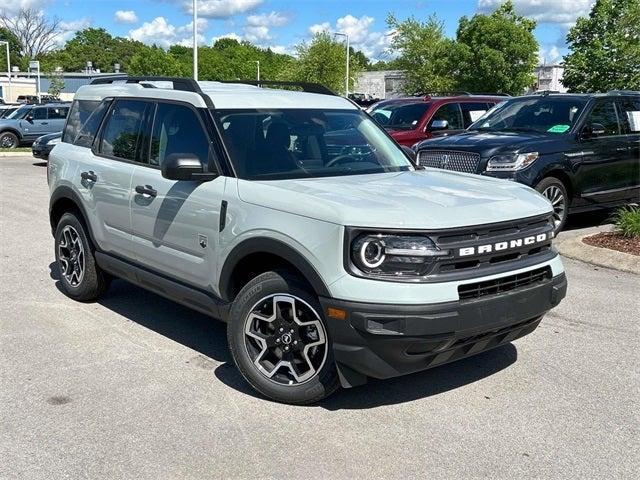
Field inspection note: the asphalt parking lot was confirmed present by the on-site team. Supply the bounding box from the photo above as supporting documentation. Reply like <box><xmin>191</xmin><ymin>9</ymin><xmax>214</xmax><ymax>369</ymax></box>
<box><xmin>1</xmin><ymin>155</ymin><xmax>638</xmax><ymax>479</ymax></box>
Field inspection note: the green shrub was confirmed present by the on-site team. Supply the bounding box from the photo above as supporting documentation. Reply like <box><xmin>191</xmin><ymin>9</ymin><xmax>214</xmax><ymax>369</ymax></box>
<box><xmin>613</xmin><ymin>206</ymin><xmax>640</xmax><ymax>238</ymax></box>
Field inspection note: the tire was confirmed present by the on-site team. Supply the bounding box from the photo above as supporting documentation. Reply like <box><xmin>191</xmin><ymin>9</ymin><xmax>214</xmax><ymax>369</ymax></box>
<box><xmin>536</xmin><ymin>177</ymin><xmax>569</xmax><ymax>234</ymax></box>
<box><xmin>54</xmin><ymin>212</ymin><xmax>110</xmax><ymax>301</ymax></box>
<box><xmin>227</xmin><ymin>270</ymin><xmax>340</xmax><ymax>405</ymax></box>
<box><xmin>0</xmin><ymin>131</ymin><xmax>19</xmax><ymax>149</ymax></box>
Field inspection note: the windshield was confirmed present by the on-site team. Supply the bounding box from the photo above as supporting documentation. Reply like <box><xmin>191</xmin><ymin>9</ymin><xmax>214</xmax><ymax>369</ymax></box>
<box><xmin>215</xmin><ymin>109</ymin><xmax>413</xmax><ymax>180</ymax></box>
<box><xmin>469</xmin><ymin>97</ymin><xmax>588</xmax><ymax>134</ymax></box>
<box><xmin>7</xmin><ymin>105</ymin><xmax>33</xmax><ymax>120</ymax></box>
<box><xmin>369</xmin><ymin>102</ymin><xmax>431</xmax><ymax>130</ymax></box>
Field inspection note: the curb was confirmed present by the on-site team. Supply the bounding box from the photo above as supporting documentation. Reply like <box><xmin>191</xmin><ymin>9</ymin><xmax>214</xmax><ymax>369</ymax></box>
<box><xmin>0</xmin><ymin>152</ymin><xmax>33</xmax><ymax>157</ymax></box>
<box><xmin>556</xmin><ymin>233</ymin><xmax>640</xmax><ymax>275</ymax></box>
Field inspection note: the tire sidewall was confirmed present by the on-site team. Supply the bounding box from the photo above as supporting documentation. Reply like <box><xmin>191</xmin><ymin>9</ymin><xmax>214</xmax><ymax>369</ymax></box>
<box><xmin>0</xmin><ymin>132</ymin><xmax>18</xmax><ymax>149</ymax></box>
<box><xmin>227</xmin><ymin>271</ymin><xmax>338</xmax><ymax>404</ymax></box>
<box><xmin>54</xmin><ymin>212</ymin><xmax>102</xmax><ymax>301</ymax></box>
<box><xmin>536</xmin><ymin>177</ymin><xmax>568</xmax><ymax>233</ymax></box>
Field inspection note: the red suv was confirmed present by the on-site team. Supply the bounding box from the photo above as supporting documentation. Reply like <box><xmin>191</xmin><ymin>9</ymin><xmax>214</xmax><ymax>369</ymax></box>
<box><xmin>369</xmin><ymin>93</ymin><xmax>507</xmax><ymax>147</ymax></box>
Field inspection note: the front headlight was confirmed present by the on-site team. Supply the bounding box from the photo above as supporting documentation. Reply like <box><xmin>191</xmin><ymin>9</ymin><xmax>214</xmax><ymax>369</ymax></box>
<box><xmin>46</xmin><ymin>137</ymin><xmax>61</xmax><ymax>146</ymax></box>
<box><xmin>350</xmin><ymin>232</ymin><xmax>450</xmax><ymax>279</ymax></box>
<box><xmin>486</xmin><ymin>152</ymin><xmax>538</xmax><ymax>172</ymax></box>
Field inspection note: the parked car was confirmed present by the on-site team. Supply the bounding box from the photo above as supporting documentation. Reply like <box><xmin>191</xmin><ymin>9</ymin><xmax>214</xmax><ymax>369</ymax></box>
<box><xmin>16</xmin><ymin>95</ymin><xmax>39</xmax><ymax>104</ymax></box>
<box><xmin>413</xmin><ymin>91</ymin><xmax>640</xmax><ymax>232</ymax></box>
<box><xmin>48</xmin><ymin>77</ymin><xmax>566</xmax><ymax>404</ymax></box>
<box><xmin>0</xmin><ymin>104</ymin><xmax>20</xmax><ymax>119</ymax></box>
<box><xmin>368</xmin><ymin>92</ymin><xmax>508</xmax><ymax>146</ymax></box>
<box><xmin>348</xmin><ymin>92</ymin><xmax>379</xmax><ymax>108</ymax></box>
<box><xmin>0</xmin><ymin>102</ymin><xmax>70</xmax><ymax>148</ymax></box>
<box><xmin>32</xmin><ymin>132</ymin><xmax>61</xmax><ymax>160</ymax></box>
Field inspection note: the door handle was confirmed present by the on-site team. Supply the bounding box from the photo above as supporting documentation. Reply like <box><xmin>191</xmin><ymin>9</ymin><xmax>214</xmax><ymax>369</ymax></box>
<box><xmin>135</xmin><ymin>184</ymin><xmax>157</xmax><ymax>197</ymax></box>
<box><xmin>41</xmin><ymin>122</ymin><xmax>49</xmax><ymax>125</ymax></box>
<box><xmin>80</xmin><ymin>170</ymin><xmax>97</xmax><ymax>182</ymax></box>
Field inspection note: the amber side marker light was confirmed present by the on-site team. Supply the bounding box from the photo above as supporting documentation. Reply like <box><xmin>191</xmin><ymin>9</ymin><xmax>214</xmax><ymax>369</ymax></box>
<box><xmin>327</xmin><ymin>307</ymin><xmax>347</xmax><ymax>320</ymax></box>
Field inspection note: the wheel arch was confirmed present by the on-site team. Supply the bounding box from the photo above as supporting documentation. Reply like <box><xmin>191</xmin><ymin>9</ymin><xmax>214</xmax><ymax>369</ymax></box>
<box><xmin>0</xmin><ymin>128</ymin><xmax>23</xmax><ymax>140</ymax></box>
<box><xmin>541</xmin><ymin>169</ymin><xmax>573</xmax><ymax>200</ymax></box>
<box><xmin>49</xmin><ymin>186</ymin><xmax>96</xmax><ymax>247</ymax></box>
<box><xmin>219</xmin><ymin>238</ymin><xmax>331</xmax><ymax>303</ymax></box>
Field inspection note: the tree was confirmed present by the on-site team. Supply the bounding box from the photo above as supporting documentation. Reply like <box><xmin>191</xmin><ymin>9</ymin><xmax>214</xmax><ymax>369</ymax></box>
<box><xmin>386</xmin><ymin>14</ymin><xmax>456</xmax><ymax>94</ymax></box>
<box><xmin>0</xmin><ymin>8</ymin><xmax>60</xmax><ymax>58</ymax></box>
<box><xmin>127</xmin><ymin>46</ymin><xmax>187</xmax><ymax>76</ymax></box>
<box><xmin>454</xmin><ymin>1</ymin><xmax>538</xmax><ymax>95</ymax></box>
<box><xmin>289</xmin><ymin>32</ymin><xmax>363</xmax><ymax>94</ymax></box>
<box><xmin>0</xmin><ymin>27</ymin><xmax>23</xmax><ymax>70</ymax></box>
<box><xmin>47</xmin><ymin>71</ymin><xmax>65</xmax><ymax>98</ymax></box>
<box><xmin>563</xmin><ymin>0</ymin><xmax>640</xmax><ymax>92</ymax></box>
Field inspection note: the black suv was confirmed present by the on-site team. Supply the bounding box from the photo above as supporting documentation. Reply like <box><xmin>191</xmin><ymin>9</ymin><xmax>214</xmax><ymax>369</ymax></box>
<box><xmin>413</xmin><ymin>91</ymin><xmax>640</xmax><ymax>232</ymax></box>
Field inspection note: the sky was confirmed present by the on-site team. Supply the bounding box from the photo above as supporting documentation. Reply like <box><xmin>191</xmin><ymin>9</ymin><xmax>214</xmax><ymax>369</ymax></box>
<box><xmin>3</xmin><ymin>0</ymin><xmax>596</xmax><ymax>63</ymax></box>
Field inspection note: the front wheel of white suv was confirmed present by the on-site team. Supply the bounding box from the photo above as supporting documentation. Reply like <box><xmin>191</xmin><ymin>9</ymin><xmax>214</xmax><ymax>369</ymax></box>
<box><xmin>227</xmin><ymin>270</ymin><xmax>340</xmax><ymax>404</ymax></box>
<box><xmin>54</xmin><ymin>212</ymin><xmax>110</xmax><ymax>302</ymax></box>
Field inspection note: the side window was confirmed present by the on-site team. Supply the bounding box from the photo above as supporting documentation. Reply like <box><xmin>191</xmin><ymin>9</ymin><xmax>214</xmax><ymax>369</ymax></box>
<box><xmin>74</xmin><ymin>100</ymin><xmax>111</xmax><ymax>148</ymax></box>
<box><xmin>47</xmin><ymin>106</ymin><xmax>69</xmax><ymax>119</ymax></box>
<box><xmin>586</xmin><ymin>100</ymin><xmax>620</xmax><ymax>136</ymax></box>
<box><xmin>63</xmin><ymin>100</ymin><xmax>101</xmax><ymax>143</ymax></box>
<box><xmin>100</xmin><ymin>99</ymin><xmax>149</xmax><ymax>161</ymax></box>
<box><xmin>617</xmin><ymin>98</ymin><xmax>640</xmax><ymax>133</ymax></box>
<box><xmin>149</xmin><ymin>103</ymin><xmax>210</xmax><ymax>167</ymax></box>
<box><xmin>461</xmin><ymin>102</ymin><xmax>489</xmax><ymax>127</ymax></box>
<box><xmin>32</xmin><ymin>107</ymin><xmax>47</xmax><ymax>120</ymax></box>
<box><xmin>431</xmin><ymin>103</ymin><xmax>463</xmax><ymax>130</ymax></box>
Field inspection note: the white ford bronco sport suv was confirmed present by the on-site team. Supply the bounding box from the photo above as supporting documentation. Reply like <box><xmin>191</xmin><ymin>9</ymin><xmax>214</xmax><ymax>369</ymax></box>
<box><xmin>48</xmin><ymin>77</ymin><xmax>567</xmax><ymax>404</ymax></box>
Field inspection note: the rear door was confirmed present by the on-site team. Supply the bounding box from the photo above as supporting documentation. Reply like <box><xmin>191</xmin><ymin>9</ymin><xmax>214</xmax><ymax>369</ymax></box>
<box><xmin>616</xmin><ymin>97</ymin><xmax>640</xmax><ymax>200</ymax></box>
<box><xmin>130</xmin><ymin>101</ymin><xmax>225</xmax><ymax>290</ymax></box>
<box><xmin>47</xmin><ymin>105</ymin><xmax>70</xmax><ymax>134</ymax></box>
<box><xmin>575</xmin><ymin>99</ymin><xmax>629</xmax><ymax>204</ymax></box>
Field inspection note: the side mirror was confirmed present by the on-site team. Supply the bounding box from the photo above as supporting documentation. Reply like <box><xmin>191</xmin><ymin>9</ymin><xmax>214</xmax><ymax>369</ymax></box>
<box><xmin>25</xmin><ymin>115</ymin><xmax>34</xmax><ymax>123</ymax></box>
<box><xmin>429</xmin><ymin>119</ymin><xmax>449</xmax><ymax>131</ymax></box>
<box><xmin>161</xmin><ymin>154</ymin><xmax>217</xmax><ymax>181</ymax></box>
<box><xmin>582</xmin><ymin>122</ymin><xmax>606</xmax><ymax>138</ymax></box>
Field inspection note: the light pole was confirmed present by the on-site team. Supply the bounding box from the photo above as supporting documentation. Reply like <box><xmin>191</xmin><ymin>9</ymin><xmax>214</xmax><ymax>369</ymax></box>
<box><xmin>29</xmin><ymin>60</ymin><xmax>41</xmax><ymax>103</ymax></box>
<box><xmin>333</xmin><ymin>32</ymin><xmax>350</xmax><ymax>97</ymax></box>
<box><xmin>0</xmin><ymin>41</ymin><xmax>11</xmax><ymax>102</ymax></box>
<box><xmin>193</xmin><ymin>0</ymin><xmax>198</xmax><ymax>81</ymax></box>
<box><xmin>255</xmin><ymin>60</ymin><xmax>260</xmax><ymax>81</ymax></box>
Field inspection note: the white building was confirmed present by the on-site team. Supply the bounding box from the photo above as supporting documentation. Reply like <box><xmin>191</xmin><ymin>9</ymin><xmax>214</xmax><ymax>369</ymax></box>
<box><xmin>354</xmin><ymin>70</ymin><xmax>406</xmax><ymax>100</ymax></box>
<box><xmin>533</xmin><ymin>64</ymin><xmax>567</xmax><ymax>93</ymax></box>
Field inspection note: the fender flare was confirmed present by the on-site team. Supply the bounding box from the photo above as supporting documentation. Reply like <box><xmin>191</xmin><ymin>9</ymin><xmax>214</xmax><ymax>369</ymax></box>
<box><xmin>0</xmin><ymin>128</ymin><xmax>23</xmax><ymax>140</ymax></box>
<box><xmin>49</xmin><ymin>185</ymin><xmax>97</xmax><ymax>246</ymax></box>
<box><xmin>219</xmin><ymin>237</ymin><xmax>331</xmax><ymax>302</ymax></box>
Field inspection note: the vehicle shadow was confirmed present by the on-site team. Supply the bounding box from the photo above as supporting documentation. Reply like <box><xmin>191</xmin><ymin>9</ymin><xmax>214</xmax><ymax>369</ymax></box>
<box><xmin>32</xmin><ymin>161</ymin><xmax>47</xmax><ymax>167</ymax></box>
<box><xmin>563</xmin><ymin>209</ymin><xmax>612</xmax><ymax>231</ymax></box>
<box><xmin>48</xmin><ymin>262</ymin><xmax>518</xmax><ymax>409</ymax></box>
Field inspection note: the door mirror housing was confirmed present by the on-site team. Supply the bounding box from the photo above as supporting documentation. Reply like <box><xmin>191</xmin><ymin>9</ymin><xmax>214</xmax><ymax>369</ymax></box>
<box><xmin>161</xmin><ymin>154</ymin><xmax>217</xmax><ymax>181</ymax></box>
<box><xmin>581</xmin><ymin>122</ymin><xmax>606</xmax><ymax>138</ymax></box>
<box><xmin>429</xmin><ymin>119</ymin><xmax>449</xmax><ymax>131</ymax></box>
<box><xmin>25</xmin><ymin>114</ymin><xmax>34</xmax><ymax>123</ymax></box>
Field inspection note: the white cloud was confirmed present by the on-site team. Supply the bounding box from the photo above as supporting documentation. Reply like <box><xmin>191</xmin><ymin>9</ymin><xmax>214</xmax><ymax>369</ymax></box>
<box><xmin>211</xmin><ymin>32</ymin><xmax>243</xmax><ymax>45</ymax></box>
<box><xmin>242</xmin><ymin>11</ymin><xmax>289</xmax><ymax>42</ymax></box>
<box><xmin>538</xmin><ymin>45</ymin><xmax>563</xmax><ymax>64</ymax></box>
<box><xmin>55</xmin><ymin>18</ymin><xmax>92</xmax><ymax>46</ymax></box>
<box><xmin>114</xmin><ymin>10</ymin><xmax>138</xmax><ymax>24</ymax></box>
<box><xmin>478</xmin><ymin>0</ymin><xmax>594</xmax><ymax>26</ymax></box>
<box><xmin>0</xmin><ymin>0</ymin><xmax>47</xmax><ymax>16</ymax></box>
<box><xmin>129</xmin><ymin>16</ymin><xmax>208</xmax><ymax>48</ymax></box>
<box><xmin>184</xmin><ymin>0</ymin><xmax>263</xmax><ymax>19</ymax></box>
<box><xmin>308</xmin><ymin>15</ymin><xmax>393</xmax><ymax>61</ymax></box>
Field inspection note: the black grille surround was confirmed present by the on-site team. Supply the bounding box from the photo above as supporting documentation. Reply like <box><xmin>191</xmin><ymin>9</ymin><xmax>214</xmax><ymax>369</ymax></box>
<box><xmin>458</xmin><ymin>266</ymin><xmax>552</xmax><ymax>300</ymax></box>
<box><xmin>418</xmin><ymin>150</ymin><xmax>481</xmax><ymax>174</ymax></box>
<box><xmin>344</xmin><ymin>213</ymin><xmax>557</xmax><ymax>283</ymax></box>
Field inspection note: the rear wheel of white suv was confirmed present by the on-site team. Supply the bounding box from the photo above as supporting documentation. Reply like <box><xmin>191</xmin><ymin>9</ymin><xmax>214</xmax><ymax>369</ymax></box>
<box><xmin>227</xmin><ymin>270</ymin><xmax>340</xmax><ymax>404</ymax></box>
<box><xmin>54</xmin><ymin>212</ymin><xmax>110</xmax><ymax>301</ymax></box>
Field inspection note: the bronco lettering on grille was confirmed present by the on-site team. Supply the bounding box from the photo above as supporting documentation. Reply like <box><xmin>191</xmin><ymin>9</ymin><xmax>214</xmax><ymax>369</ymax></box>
<box><xmin>458</xmin><ymin>232</ymin><xmax>552</xmax><ymax>257</ymax></box>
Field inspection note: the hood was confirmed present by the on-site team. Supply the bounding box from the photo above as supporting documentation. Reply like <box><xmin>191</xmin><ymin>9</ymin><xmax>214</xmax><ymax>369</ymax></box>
<box><xmin>237</xmin><ymin>170</ymin><xmax>552</xmax><ymax>229</ymax></box>
<box><xmin>35</xmin><ymin>132</ymin><xmax>62</xmax><ymax>144</ymax></box>
<box><xmin>417</xmin><ymin>130</ymin><xmax>567</xmax><ymax>156</ymax></box>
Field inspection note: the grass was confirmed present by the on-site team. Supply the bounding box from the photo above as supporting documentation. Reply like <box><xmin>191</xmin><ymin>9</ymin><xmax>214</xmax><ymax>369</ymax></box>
<box><xmin>0</xmin><ymin>147</ymin><xmax>32</xmax><ymax>153</ymax></box>
<box><xmin>612</xmin><ymin>206</ymin><xmax>640</xmax><ymax>238</ymax></box>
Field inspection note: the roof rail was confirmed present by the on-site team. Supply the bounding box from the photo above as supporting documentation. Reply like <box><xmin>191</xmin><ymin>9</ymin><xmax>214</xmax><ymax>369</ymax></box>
<box><xmin>220</xmin><ymin>80</ymin><xmax>336</xmax><ymax>96</ymax></box>
<box><xmin>606</xmin><ymin>89</ymin><xmax>640</xmax><ymax>96</ymax></box>
<box><xmin>531</xmin><ymin>90</ymin><xmax>561</xmax><ymax>96</ymax></box>
<box><xmin>89</xmin><ymin>75</ymin><xmax>213</xmax><ymax>107</ymax></box>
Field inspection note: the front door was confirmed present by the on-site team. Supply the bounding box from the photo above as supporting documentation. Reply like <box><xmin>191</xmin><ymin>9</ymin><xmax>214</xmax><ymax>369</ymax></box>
<box><xmin>20</xmin><ymin>106</ymin><xmax>50</xmax><ymax>141</ymax></box>
<box><xmin>574</xmin><ymin>99</ymin><xmax>629</xmax><ymax>204</ymax></box>
<box><xmin>130</xmin><ymin>101</ymin><xmax>225</xmax><ymax>290</ymax></box>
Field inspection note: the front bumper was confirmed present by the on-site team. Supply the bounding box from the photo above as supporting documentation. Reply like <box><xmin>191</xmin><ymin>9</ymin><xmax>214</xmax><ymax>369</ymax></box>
<box><xmin>32</xmin><ymin>145</ymin><xmax>53</xmax><ymax>159</ymax></box>
<box><xmin>320</xmin><ymin>272</ymin><xmax>567</xmax><ymax>387</ymax></box>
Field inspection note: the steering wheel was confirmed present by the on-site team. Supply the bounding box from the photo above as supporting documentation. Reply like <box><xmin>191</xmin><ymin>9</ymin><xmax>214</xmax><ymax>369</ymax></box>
<box><xmin>325</xmin><ymin>154</ymin><xmax>359</xmax><ymax>168</ymax></box>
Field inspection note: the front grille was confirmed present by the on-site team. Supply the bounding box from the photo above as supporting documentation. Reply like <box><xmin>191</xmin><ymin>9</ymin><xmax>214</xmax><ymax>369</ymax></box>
<box><xmin>458</xmin><ymin>266</ymin><xmax>551</xmax><ymax>300</ymax></box>
<box><xmin>418</xmin><ymin>150</ymin><xmax>481</xmax><ymax>174</ymax></box>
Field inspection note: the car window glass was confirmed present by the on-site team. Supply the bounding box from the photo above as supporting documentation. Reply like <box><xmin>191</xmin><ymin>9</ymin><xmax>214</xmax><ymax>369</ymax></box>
<box><xmin>74</xmin><ymin>100</ymin><xmax>111</xmax><ymax>148</ymax></box>
<box><xmin>32</xmin><ymin>108</ymin><xmax>47</xmax><ymax>120</ymax></box>
<box><xmin>587</xmin><ymin>101</ymin><xmax>620</xmax><ymax>136</ymax></box>
<box><xmin>617</xmin><ymin>98</ymin><xmax>640</xmax><ymax>133</ymax></box>
<box><xmin>100</xmin><ymin>99</ymin><xmax>148</xmax><ymax>161</ymax></box>
<box><xmin>149</xmin><ymin>103</ymin><xmax>210</xmax><ymax>167</ymax></box>
<box><xmin>63</xmin><ymin>100</ymin><xmax>101</xmax><ymax>143</ymax></box>
<box><xmin>461</xmin><ymin>102</ymin><xmax>489</xmax><ymax>126</ymax></box>
<box><xmin>432</xmin><ymin>103</ymin><xmax>463</xmax><ymax>129</ymax></box>
<box><xmin>47</xmin><ymin>107</ymin><xmax>69</xmax><ymax>119</ymax></box>
<box><xmin>369</xmin><ymin>102</ymin><xmax>431</xmax><ymax>130</ymax></box>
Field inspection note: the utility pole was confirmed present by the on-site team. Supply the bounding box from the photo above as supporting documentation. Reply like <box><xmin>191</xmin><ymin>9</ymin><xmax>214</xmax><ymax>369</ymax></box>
<box><xmin>193</xmin><ymin>0</ymin><xmax>198</xmax><ymax>81</ymax></box>
<box><xmin>256</xmin><ymin>60</ymin><xmax>260</xmax><ymax>81</ymax></box>
<box><xmin>334</xmin><ymin>32</ymin><xmax>350</xmax><ymax>97</ymax></box>
<box><xmin>0</xmin><ymin>41</ymin><xmax>11</xmax><ymax>102</ymax></box>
